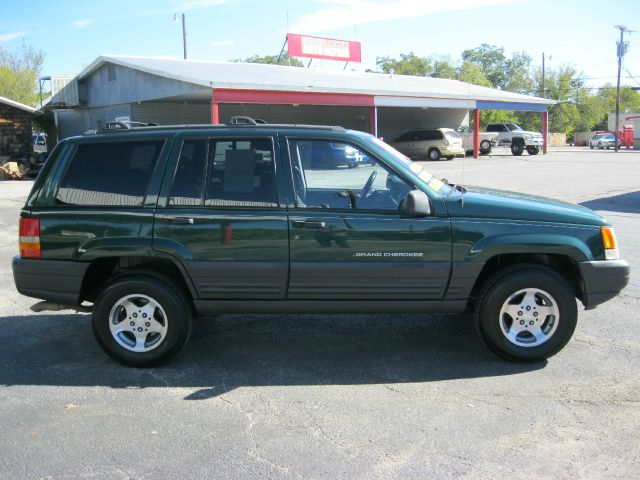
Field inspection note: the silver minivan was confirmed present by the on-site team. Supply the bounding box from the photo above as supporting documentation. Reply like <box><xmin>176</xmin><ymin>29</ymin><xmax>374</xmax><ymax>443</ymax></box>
<box><xmin>391</xmin><ymin>128</ymin><xmax>465</xmax><ymax>161</ymax></box>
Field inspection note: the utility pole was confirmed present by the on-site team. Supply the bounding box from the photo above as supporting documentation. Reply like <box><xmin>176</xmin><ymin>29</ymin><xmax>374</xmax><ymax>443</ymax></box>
<box><xmin>541</xmin><ymin>52</ymin><xmax>545</xmax><ymax>98</ymax></box>
<box><xmin>174</xmin><ymin>13</ymin><xmax>187</xmax><ymax>59</ymax></box>
<box><xmin>614</xmin><ymin>25</ymin><xmax>632</xmax><ymax>152</ymax></box>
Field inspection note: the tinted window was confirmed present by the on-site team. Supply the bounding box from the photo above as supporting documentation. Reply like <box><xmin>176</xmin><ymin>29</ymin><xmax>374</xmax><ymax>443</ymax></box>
<box><xmin>205</xmin><ymin>138</ymin><xmax>277</xmax><ymax>208</ymax></box>
<box><xmin>395</xmin><ymin>131</ymin><xmax>414</xmax><ymax>142</ymax></box>
<box><xmin>288</xmin><ymin>139</ymin><xmax>412</xmax><ymax>211</ymax></box>
<box><xmin>169</xmin><ymin>139</ymin><xmax>207</xmax><ymax>206</ymax></box>
<box><xmin>56</xmin><ymin>140</ymin><xmax>163</xmax><ymax>206</ymax></box>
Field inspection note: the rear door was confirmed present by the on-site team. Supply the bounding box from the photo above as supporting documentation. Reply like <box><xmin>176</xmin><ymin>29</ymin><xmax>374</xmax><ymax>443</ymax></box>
<box><xmin>284</xmin><ymin>137</ymin><xmax>452</xmax><ymax>300</ymax></box>
<box><xmin>153</xmin><ymin>130</ymin><xmax>289</xmax><ymax>299</ymax></box>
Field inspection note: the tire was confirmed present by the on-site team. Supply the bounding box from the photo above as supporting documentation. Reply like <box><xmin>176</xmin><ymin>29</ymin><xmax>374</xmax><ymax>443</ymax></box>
<box><xmin>474</xmin><ymin>265</ymin><xmax>577</xmax><ymax>362</ymax></box>
<box><xmin>92</xmin><ymin>273</ymin><xmax>192</xmax><ymax>367</ymax></box>
<box><xmin>427</xmin><ymin>148</ymin><xmax>441</xmax><ymax>161</ymax></box>
<box><xmin>511</xmin><ymin>141</ymin><xmax>524</xmax><ymax>156</ymax></box>
<box><xmin>526</xmin><ymin>146</ymin><xmax>540</xmax><ymax>155</ymax></box>
<box><xmin>480</xmin><ymin>140</ymin><xmax>492</xmax><ymax>155</ymax></box>
<box><xmin>590</xmin><ymin>144</ymin><xmax>594</xmax><ymax>149</ymax></box>
<box><xmin>445</xmin><ymin>155</ymin><xmax>454</xmax><ymax>160</ymax></box>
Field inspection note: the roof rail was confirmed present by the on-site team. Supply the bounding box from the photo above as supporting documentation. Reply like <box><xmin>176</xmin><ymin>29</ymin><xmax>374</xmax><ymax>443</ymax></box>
<box><xmin>101</xmin><ymin>121</ymin><xmax>159</xmax><ymax>131</ymax></box>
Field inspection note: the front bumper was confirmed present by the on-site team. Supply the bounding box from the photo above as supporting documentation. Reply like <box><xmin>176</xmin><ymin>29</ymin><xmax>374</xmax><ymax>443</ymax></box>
<box><xmin>524</xmin><ymin>137</ymin><xmax>544</xmax><ymax>146</ymax></box>
<box><xmin>13</xmin><ymin>256</ymin><xmax>90</xmax><ymax>305</ymax></box>
<box><xmin>578</xmin><ymin>259</ymin><xmax>630</xmax><ymax>309</ymax></box>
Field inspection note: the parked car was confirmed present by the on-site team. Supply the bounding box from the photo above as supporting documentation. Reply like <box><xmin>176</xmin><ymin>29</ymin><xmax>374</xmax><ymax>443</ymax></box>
<box><xmin>455</xmin><ymin>126</ymin><xmax>498</xmax><ymax>155</ymax></box>
<box><xmin>298</xmin><ymin>141</ymin><xmax>370</xmax><ymax>169</ymax></box>
<box><xmin>486</xmin><ymin>122</ymin><xmax>544</xmax><ymax>156</ymax></box>
<box><xmin>13</xmin><ymin>118</ymin><xmax>628</xmax><ymax>367</ymax></box>
<box><xmin>31</xmin><ymin>133</ymin><xmax>47</xmax><ymax>154</ymax></box>
<box><xmin>391</xmin><ymin>128</ymin><xmax>465</xmax><ymax>161</ymax></box>
<box><xmin>589</xmin><ymin>133</ymin><xmax>620</xmax><ymax>150</ymax></box>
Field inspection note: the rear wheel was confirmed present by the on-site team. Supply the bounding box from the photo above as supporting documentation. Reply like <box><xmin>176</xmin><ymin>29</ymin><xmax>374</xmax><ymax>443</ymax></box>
<box><xmin>427</xmin><ymin>148</ymin><xmax>441</xmax><ymax>161</ymax></box>
<box><xmin>526</xmin><ymin>146</ymin><xmax>540</xmax><ymax>155</ymax></box>
<box><xmin>474</xmin><ymin>265</ymin><xmax>577</xmax><ymax>362</ymax></box>
<box><xmin>480</xmin><ymin>140</ymin><xmax>492</xmax><ymax>155</ymax></box>
<box><xmin>92</xmin><ymin>273</ymin><xmax>192</xmax><ymax>367</ymax></box>
<box><xmin>511</xmin><ymin>141</ymin><xmax>524</xmax><ymax>156</ymax></box>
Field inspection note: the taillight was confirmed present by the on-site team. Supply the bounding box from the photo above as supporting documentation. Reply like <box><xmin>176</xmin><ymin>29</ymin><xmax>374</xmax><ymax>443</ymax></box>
<box><xmin>19</xmin><ymin>218</ymin><xmax>41</xmax><ymax>259</ymax></box>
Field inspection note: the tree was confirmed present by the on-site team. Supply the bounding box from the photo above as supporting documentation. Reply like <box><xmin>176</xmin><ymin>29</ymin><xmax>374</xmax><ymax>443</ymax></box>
<box><xmin>376</xmin><ymin>52</ymin><xmax>433</xmax><ymax>76</ymax></box>
<box><xmin>460</xmin><ymin>44</ymin><xmax>532</xmax><ymax>93</ymax></box>
<box><xmin>232</xmin><ymin>53</ymin><xmax>304</xmax><ymax>67</ymax></box>
<box><xmin>0</xmin><ymin>43</ymin><xmax>45</xmax><ymax>106</ymax></box>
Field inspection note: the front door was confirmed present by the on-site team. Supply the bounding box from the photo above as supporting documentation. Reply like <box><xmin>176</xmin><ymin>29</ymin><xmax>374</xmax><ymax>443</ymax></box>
<box><xmin>284</xmin><ymin>137</ymin><xmax>452</xmax><ymax>300</ymax></box>
<box><xmin>153</xmin><ymin>132</ymin><xmax>289</xmax><ymax>299</ymax></box>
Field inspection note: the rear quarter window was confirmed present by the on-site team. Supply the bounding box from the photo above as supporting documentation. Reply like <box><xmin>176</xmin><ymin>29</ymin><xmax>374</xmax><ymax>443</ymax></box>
<box><xmin>55</xmin><ymin>140</ymin><xmax>164</xmax><ymax>206</ymax></box>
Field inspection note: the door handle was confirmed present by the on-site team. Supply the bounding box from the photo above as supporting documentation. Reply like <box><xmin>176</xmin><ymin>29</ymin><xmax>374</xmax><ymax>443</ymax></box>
<box><xmin>158</xmin><ymin>216</ymin><xmax>194</xmax><ymax>225</ymax></box>
<box><xmin>292</xmin><ymin>220</ymin><xmax>326</xmax><ymax>229</ymax></box>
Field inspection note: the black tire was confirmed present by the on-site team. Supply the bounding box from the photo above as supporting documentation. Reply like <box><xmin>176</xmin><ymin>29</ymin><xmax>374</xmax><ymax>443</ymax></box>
<box><xmin>480</xmin><ymin>140</ymin><xmax>492</xmax><ymax>155</ymax></box>
<box><xmin>427</xmin><ymin>148</ymin><xmax>441</xmax><ymax>161</ymax></box>
<box><xmin>474</xmin><ymin>265</ymin><xmax>577</xmax><ymax>362</ymax></box>
<box><xmin>526</xmin><ymin>146</ymin><xmax>540</xmax><ymax>155</ymax></box>
<box><xmin>511</xmin><ymin>141</ymin><xmax>524</xmax><ymax>156</ymax></box>
<box><xmin>92</xmin><ymin>273</ymin><xmax>192</xmax><ymax>367</ymax></box>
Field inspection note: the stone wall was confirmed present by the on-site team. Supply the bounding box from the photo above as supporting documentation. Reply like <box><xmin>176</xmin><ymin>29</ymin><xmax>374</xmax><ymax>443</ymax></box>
<box><xmin>0</xmin><ymin>105</ymin><xmax>33</xmax><ymax>159</ymax></box>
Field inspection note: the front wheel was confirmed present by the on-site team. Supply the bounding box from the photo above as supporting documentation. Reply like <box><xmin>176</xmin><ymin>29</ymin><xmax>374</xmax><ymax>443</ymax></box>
<box><xmin>92</xmin><ymin>273</ymin><xmax>192</xmax><ymax>367</ymax></box>
<box><xmin>526</xmin><ymin>146</ymin><xmax>540</xmax><ymax>155</ymax></box>
<box><xmin>474</xmin><ymin>265</ymin><xmax>577</xmax><ymax>362</ymax></box>
<box><xmin>511</xmin><ymin>142</ymin><xmax>524</xmax><ymax>156</ymax></box>
<box><xmin>427</xmin><ymin>148</ymin><xmax>441</xmax><ymax>161</ymax></box>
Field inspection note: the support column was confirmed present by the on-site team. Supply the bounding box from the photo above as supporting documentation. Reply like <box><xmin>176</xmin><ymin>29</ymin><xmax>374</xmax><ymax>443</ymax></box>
<box><xmin>542</xmin><ymin>110</ymin><xmax>548</xmax><ymax>154</ymax></box>
<box><xmin>473</xmin><ymin>108</ymin><xmax>480</xmax><ymax>159</ymax></box>
<box><xmin>211</xmin><ymin>101</ymin><xmax>219</xmax><ymax>125</ymax></box>
<box><xmin>370</xmin><ymin>106</ymin><xmax>378</xmax><ymax>137</ymax></box>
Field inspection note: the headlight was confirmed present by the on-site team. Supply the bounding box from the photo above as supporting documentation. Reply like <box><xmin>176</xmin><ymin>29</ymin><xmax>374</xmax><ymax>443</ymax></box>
<box><xmin>601</xmin><ymin>226</ymin><xmax>619</xmax><ymax>260</ymax></box>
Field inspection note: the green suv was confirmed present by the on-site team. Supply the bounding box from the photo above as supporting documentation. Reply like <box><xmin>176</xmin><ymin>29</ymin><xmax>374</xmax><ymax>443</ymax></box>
<box><xmin>13</xmin><ymin>120</ymin><xmax>629</xmax><ymax>367</ymax></box>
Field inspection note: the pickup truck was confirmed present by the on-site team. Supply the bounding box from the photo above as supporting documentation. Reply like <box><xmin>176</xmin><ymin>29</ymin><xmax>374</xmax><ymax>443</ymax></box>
<box><xmin>486</xmin><ymin>122</ymin><xmax>544</xmax><ymax>156</ymax></box>
<box><xmin>12</xmin><ymin>119</ymin><xmax>629</xmax><ymax>367</ymax></box>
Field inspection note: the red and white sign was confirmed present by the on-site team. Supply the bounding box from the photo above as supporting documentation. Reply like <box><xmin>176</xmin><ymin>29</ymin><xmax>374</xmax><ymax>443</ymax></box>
<box><xmin>288</xmin><ymin>33</ymin><xmax>361</xmax><ymax>63</ymax></box>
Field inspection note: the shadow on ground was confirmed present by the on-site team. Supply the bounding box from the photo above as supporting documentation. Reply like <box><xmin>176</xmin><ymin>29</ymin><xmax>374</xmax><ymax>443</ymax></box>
<box><xmin>0</xmin><ymin>313</ymin><xmax>544</xmax><ymax>399</ymax></box>
<box><xmin>581</xmin><ymin>191</ymin><xmax>640</xmax><ymax>214</ymax></box>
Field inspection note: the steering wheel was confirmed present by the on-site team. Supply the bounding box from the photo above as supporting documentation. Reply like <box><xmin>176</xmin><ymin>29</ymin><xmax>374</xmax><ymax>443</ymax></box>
<box><xmin>360</xmin><ymin>171</ymin><xmax>378</xmax><ymax>200</ymax></box>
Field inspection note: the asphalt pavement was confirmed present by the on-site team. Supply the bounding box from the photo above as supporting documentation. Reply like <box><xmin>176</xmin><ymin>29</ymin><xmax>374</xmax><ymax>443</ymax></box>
<box><xmin>0</xmin><ymin>147</ymin><xmax>638</xmax><ymax>479</ymax></box>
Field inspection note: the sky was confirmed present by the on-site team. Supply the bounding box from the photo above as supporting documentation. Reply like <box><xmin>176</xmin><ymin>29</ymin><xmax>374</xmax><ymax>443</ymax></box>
<box><xmin>1</xmin><ymin>0</ymin><xmax>639</xmax><ymax>93</ymax></box>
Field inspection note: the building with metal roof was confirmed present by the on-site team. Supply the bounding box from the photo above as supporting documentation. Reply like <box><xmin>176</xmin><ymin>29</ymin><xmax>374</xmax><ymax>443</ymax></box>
<box><xmin>50</xmin><ymin>55</ymin><xmax>555</xmax><ymax>155</ymax></box>
<box><xmin>0</xmin><ymin>95</ymin><xmax>36</xmax><ymax>159</ymax></box>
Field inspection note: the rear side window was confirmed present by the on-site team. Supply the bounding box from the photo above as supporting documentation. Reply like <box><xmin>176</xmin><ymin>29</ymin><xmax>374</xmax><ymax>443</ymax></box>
<box><xmin>169</xmin><ymin>137</ymin><xmax>278</xmax><ymax>208</ymax></box>
<box><xmin>56</xmin><ymin>140</ymin><xmax>163</xmax><ymax>206</ymax></box>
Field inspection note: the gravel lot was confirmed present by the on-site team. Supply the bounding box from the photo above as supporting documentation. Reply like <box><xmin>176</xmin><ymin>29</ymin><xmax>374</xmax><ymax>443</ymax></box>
<box><xmin>0</xmin><ymin>147</ymin><xmax>638</xmax><ymax>479</ymax></box>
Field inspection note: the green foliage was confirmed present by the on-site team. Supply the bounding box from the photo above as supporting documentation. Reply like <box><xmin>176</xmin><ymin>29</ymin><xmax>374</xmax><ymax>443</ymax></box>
<box><xmin>376</xmin><ymin>52</ymin><xmax>456</xmax><ymax>78</ymax></box>
<box><xmin>0</xmin><ymin>43</ymin><xmax>45</xmax><ymax>106</ymax></box>
<box><xmin>457</xmin><ymin>61</ymin><xmax>492</xmax><ymax>87</ymax></box>
<box><xmin>232</xmin><ymin>53</ymin><xmax>304</xmax><ymax>67</ymax></box>
<box><xmin>461</xmin><ymin>44</ymin><xmax>532</xmax><ymax>93</ymax></box>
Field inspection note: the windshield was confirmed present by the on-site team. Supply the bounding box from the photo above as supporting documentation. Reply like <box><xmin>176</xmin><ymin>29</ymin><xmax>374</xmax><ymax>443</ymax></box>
<box><xmin>361</xmin><ymin>133</ymin><xmax>453</xmax><ymax>195</ymax></box>
<box><xmin>506</xmin><ymin>123</ymin><xmax>522</xmax><ymax>131</ymax></box>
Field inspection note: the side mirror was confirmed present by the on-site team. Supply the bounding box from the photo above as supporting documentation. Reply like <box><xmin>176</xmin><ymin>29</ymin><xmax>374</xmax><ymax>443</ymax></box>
<box><xmin>401</xmin><ymin>190</ymin><xmax>431</xmax><ymax>216</ymax></box>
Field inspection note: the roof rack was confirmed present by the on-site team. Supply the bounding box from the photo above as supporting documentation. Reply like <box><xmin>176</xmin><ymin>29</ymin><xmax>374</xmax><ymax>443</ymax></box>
<box><xmin>102</xmin><ymin>121</ymin><xmax>159</xmax><ymax>131</ymax></box>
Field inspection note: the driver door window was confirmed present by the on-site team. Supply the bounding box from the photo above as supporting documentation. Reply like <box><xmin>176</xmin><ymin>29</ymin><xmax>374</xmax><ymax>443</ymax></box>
<box><xmin>288</xmin><ymin>139</ymin><xmax>412</xmax><ymax>212</ymax></box>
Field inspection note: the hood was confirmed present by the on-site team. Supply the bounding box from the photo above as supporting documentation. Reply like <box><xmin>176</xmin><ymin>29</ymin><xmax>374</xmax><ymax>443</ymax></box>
<box><xmin>444</xmin><ymin>186</ymin><xmax>607</xmax><ymax>227</ymax></box>
<box><xmin>520</xmin><ymin>130</ymin><xmax>542</xmax><ymax>137</ymax></box>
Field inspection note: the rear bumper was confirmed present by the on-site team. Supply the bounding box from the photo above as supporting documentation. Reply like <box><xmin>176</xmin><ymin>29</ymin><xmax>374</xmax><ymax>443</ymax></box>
<box><xmin>578</xmin><ymin>259</ymin><xmax>630</xmax><ymax>309</ymax></box>
<box><xmin>12</xmin><ymin>256</ymin><xmax>89</xmax><ymax>305</ymax></box>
